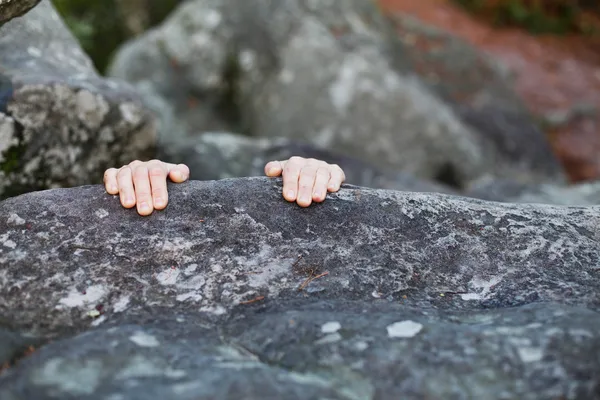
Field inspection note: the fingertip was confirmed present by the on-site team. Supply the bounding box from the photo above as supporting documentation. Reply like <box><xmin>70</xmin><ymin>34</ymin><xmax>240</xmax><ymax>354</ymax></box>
<box><xmin>283</xmin><ymin>189</ymin><xmax>297</xmax><ymax>202</ymax></box>
<box><xmin>178</xmin><ymin>163</ymin><xmax>190</xmax><ymax>179</ymax></box>
<box><xmin>137</xmin><ymin>202</ymin><xmax>153</xmax><ymax>216</ymax></box>
<box><xmin>296</xmin><ymin>197</ymin><xmax>312</xmax><ymax>208</ymax></box>
<box><xmin>265</xmin><ymin>161</ymin><xmax>282</xmax><ymax>177</ymax></box>
<box><xmin>120</xmin><ymin>194</ymin><xmax>136</xmax><ymax>209</ymax></box>
<box><xmin>105</xmin><ymin>183</ymin><xmax>119</xmax><ymax>195</ymax></box>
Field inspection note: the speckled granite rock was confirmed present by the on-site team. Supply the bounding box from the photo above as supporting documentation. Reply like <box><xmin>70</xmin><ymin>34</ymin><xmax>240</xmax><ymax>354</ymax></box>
<box><xmin>0</xmin><ymin>178</ymin><xmax>599</xmax><ymax>399</ymax></box>
<box><xmin>109</xmin><ymin>0</ymin><xmax>564</xmax><ymax>189</ymax></box>
<box><xmin>0</xmin><ymin>0</ymin><xmax>156</xmax><ymax>199</ymax></box>
<box><xmin>0</xmin><ymin>0</ymin><xmax>40</xmax><ymax>24</ymax></box>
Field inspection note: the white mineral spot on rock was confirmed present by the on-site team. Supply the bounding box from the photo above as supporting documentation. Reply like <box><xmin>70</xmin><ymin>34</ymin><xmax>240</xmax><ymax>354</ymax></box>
<box><xmin>211</xmin><ymin>264</ymin><xmax>222</xmax><ymax>273</ymax></box>
<box><xmin>517</xmin><ymin>347</ymin><xmax>543</xmax><ymax>363</ymax></box>
<box><xmin>31</xmin><ymin>358</ymin><xmax>102</xmax><ymax>395</ymax></box>
<box><xmin>156</xmin><ymin>267</ymin><xmax>180</xmax><ymax>285</ymax></box>
<box><xmin>460</xmin><ymin>293</ymin><xmax>481</xmax><ymax>301</ymax></box>
<box><xmin>113</xmin><ymin>295</ymin><xmax>130</xmax><ymax>312</ymax></box>
<box><xmin>176</xmin><ymin>291</ymin><xmax>203</xmax><ymax>302</ymax></box>
<box><xmin>200</xmin><ymin>304</ymin><xmax>227</xmax><ymax>315</ymax></box>
<box><xmin>95</xmin><ymin>208</ymin><xmax>109</xmax><ymax>219</ymax></box>
<box><xmin>27</xmin><ymin>46</ymin><xmax>42</xmax><ymax>57</ymax></box>
<box><xmin>179</xmin><ymin>275</ymin><xmax>205</xmax><ymax>290</ymax></box>
<box><xmin>119</xmin><ymin>355</ymin><xmax>165</xmax><ymax>379</ymax></box>
<box><xmin>321</xmin><ymin>321</ymin><xmax>341</xmax><ymax>334</ymax></box>
<box><xmin>7</xmin><ymin>213</ymin><xmax>26</xmax><ymax>225</ymax></box>
<box><xmin>58</xmin><ymin>285</ymin><xmax>106</xmax><ymax>308</ymax></box>
<box><xmin>314</xmin><ymin>333</ymin><xmax>342</xmax><ymax>345</ymax></box>
<box><xmin>91</xmin><ymin>315</ymin><xmax>106</xmax><ymax>327</ymax></box>
<box><xmin>3</xmin><ymin>239</ymin><xmax>16</xmax><ymax>249</ymax></box>
<box><xmin>386</xmin><ymin>320</ymin><xmax>423</xmax><ymax>338</ymax></box>
<box><xmin>354</xmin><ymin>341</ymin><xmax>369</xmax><ymax>351</ymax></box>
<box><xmin>185</xmin><ymin>263</ymin><xmax>198</xmax><ymax>274</ymax></box>
<box><xmin>129</xmin><ymin>331</ymin><xmax>160</xmax><ymax>348</ymax></box>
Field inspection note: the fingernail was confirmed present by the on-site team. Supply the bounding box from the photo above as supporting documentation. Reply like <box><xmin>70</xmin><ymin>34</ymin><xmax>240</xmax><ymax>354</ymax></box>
<box><xmin>110</xmin><ymin>185</ymin><xmax>118</xmax><ymax>192</ymax></box>
<box><xmin>140</xmin><ymin>202</ymin><xmax>150</xmax><ymax>211</ymax></box>
<box><xmin>154</xmin><ymin>197</ymin><xmax>164</xmax><ymax>207</ymax></box>
<box><xmin>314</xmin><ymin>191</ymin><xmax>323</xmax><ymax>199</ymax></box>
<box><xmin>300</xmin><ymin>195</ymin><xmax>310</xmax><ymax>204</ymax></box>
<box><xmin>126</xmin><ymin>196</ymin><xmax>134</xmax><ymax>205</ymax></box>
<box><xmin>287</xmin><ymin>190</ymin><xmax>295</xmax><ymax>199</ymax></box>
<box><xmin>269</xmin><ymin>167</ymin><xmax>278</xmax><ymax>175</ymax></box>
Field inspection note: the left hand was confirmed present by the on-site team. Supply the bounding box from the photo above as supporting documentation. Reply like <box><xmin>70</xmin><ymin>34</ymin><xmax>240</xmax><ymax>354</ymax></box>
<box><xmin>264</xmin><ymin>156</ymin><xmax>346</xmax><ymax>207</ymax></box>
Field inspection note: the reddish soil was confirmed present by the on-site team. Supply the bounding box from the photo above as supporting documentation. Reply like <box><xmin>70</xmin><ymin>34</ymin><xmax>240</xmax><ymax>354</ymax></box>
<box><xmin>378</xmin><ymin>0</ymin><xmax>600</xmax><ymax>182</ymax></box>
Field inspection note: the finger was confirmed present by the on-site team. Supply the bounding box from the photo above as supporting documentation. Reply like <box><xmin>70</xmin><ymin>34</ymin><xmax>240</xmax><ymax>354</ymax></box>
<box><xmin>116</xmin><ymin>167</ymin><xmax>136</xmax><ymax>208</ymax></box>
<box><xmin>312</xmin><ymin>166</ymin><xmax>331</xmax><ymax>203</ymax></box>
<box><xmin>167</xmin><ymin>163</ymin><xmax>190</xmax><ymax>182</ymax></box>
<box><xmin>327</xmin><ymin>164</ymin><xmax>345</xmax><ymax>192</ymax></box>
<box><xmin>264</xmin><ymin>160</ymin><xmax>286</xmax><ymax>177</ymax></box>
<box><xmin>296</xmin><ymin>162</ymin><xmax>320</xmax><ymax>207</ymax></box>
<box><xmin>147</xmin><ymin>160</ymin><xmax>168</xmax><ymax>210</ymax></box>
<box><xmin>282</xmin><ymin>157</ymin><xmax>303</xmax><ymax>202</ymax></box>
<box><xmin>131</xmin><ymin>163</ymin><xmax>153</xmax><ymax>216</ymax></box>
<box><xmin>103</xmin><ymin>168</ymin><xmax>119</xmax><ymax>194</ymax></box>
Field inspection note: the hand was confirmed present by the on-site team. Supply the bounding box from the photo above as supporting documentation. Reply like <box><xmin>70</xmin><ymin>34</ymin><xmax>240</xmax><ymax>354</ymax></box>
<box><xmin>103</xmin><ymin>160</ymin><xmax>190</xmax><ymax>216</ymax></box>
<box><xmin>264</xmin><ymin>156</ymin><xmax>346</xmax><ymax>207</ymax></box>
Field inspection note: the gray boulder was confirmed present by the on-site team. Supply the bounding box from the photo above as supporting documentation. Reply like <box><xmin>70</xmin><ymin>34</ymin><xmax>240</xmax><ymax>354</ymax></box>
<box><xmin>0</xmin><ymin>0</ymin><xmax>156</xmax><ymax>199</ymax></box>
<box><xmin>108</xmin><ymin>0</ymin><xmax>564</xmax><ymax>189</ymax></box>
<box><xmin>467</xmin><ymin>177</ymin><xmax>600</xmax><ymax>206</ymax></box>
<box><xmin>0</xmin><ymin>178</ymin><xmax>599</xmax><ymax>399</ymax></box>
<box><xmin>0</xmin><ymin>0</ymin><xmax>40</xmax><ymax>24</ymax></box>
<box><xmin>158</xmin><ymin>131</ymin><xmax>457</xmax><ymax>194</ymax></box>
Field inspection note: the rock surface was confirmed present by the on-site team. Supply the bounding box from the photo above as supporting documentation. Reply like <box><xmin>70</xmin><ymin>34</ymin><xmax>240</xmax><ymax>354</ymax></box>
<box><xmin>0</xmin><ymin>0</ymin><xmax>156</xmax><ymax>199</ymax></box>
<box><xmin>0</xmin><ymin>178</ymin><xmax>599</xmax><ymax>399</ymax></box>
<box><xmin>109</xmin><ymin>0</ymin><xmax>564</xmax><ymax>188</ymax></box>
<box><xmin>0</xmin><ymin>0</ymin><xmax>40</xmax><ymax>24</ymax></box>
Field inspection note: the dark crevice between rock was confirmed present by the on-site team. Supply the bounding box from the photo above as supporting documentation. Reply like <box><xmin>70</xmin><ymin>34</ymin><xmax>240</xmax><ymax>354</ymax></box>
<box><xmin>433</xmin><ymin>162</ymin><xmax>464</xmax><ymax>190</ymax></box>
<box><xmin>214</xmin><ymin>49</ymin><xmax>245</xmax><ymax>135</ymax></box>
<box><xmin>0</xmin><ymin>116</ymin><xmax>25</xmax><ymax>176</ymax></box>
<box><xmin>0</xmin><ymin>71</ymin><xmax>12</xmax><ymax>113</ymax></box>
<box><xmin>0</xmin><ymin>120</ymin><xmax>53</xmax><ymax>200</ymax></box>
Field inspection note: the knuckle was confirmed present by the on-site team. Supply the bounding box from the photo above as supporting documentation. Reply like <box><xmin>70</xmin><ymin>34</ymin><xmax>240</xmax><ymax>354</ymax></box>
<box><xmin>117</xmin><ymin>167</ymin><xmax>131</xmax><ymax>179</ymax></box>
<box><xmin>128</xmin><ymin>160</ymin><xmax>143</xmax><ymax>168</ymax></box>
<box><xmin>135</xmin><ymin>191</ymin><xmax>151</xmax><ymax>199</ymax></box>
<box><xmin>132</xmin><ymin>164</ymin><xmax>148</xmax><ymax>176</ymax></box>
<box><xmin>148</xmin><ymin>167</ymin><xmax>164</xmax><ymax>177</ymax></box>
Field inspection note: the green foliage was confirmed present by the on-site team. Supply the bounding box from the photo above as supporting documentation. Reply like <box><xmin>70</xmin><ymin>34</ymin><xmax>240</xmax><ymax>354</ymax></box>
<box><xmin>453</xmin><ymin>0</ymin><xmax>600</xmax><ymax>35</ymax></box>
<box><xmin>51</xmin><ymin>0</ymin><xmax>180</xmax><ymax>74</ymax></box>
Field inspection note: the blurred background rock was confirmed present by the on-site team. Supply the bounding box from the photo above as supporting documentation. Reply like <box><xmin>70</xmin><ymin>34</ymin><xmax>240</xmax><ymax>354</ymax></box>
<box><xmin>50</xmin><ymin>0</ymin><xmax>600</xmax><ymax>184</ymax></box>
<box><xmin>1</xmin><ymin>0</ymin><xmax>598</xmax><ymax>203</ymax></box>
